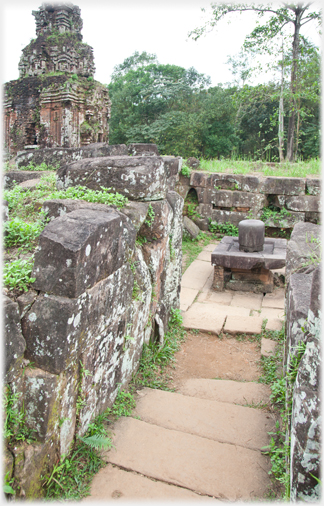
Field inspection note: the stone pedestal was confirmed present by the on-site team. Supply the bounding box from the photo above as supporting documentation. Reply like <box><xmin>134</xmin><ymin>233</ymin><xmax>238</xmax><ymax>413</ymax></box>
<box><xmin>211</xmin><ymin>235</ymin><xmax>287</xmax><ymax>294</ymax></box>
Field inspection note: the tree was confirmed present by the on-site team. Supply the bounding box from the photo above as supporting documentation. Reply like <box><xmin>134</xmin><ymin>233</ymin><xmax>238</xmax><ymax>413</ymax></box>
<box><xmin>189</xmin><ymin>2</ymin><xmax>321</xmax><ymax>162</ymax></box>
<box><xmin>107</xmin><ymin>51</ymin><xmax>211</xmax><ymax>155</ymax></box>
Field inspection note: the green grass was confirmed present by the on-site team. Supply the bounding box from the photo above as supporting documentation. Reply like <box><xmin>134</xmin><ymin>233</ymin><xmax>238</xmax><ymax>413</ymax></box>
<box><xmin>198</xmin><ymin>158</ymin><xmax>320</xmax><ymax>178</ymax></box>
<box><xmin>132</xmin><ymin>308</ymin><xmax>186</xmax><ymax>390</ymax></box>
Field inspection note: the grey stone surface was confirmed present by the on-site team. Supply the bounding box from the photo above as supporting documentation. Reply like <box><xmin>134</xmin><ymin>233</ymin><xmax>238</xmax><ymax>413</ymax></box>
<box><xmin>183</xmin><ymin>216</ymin><xmax>200</xmax><ymax>239</ymax></box>
<box><xmin>4</xmin><ymin>170</ymin><xmax>49</xmax><ymax>189</ymax></box>
<box><xmin>127</xmin><ymin>143</ymin><xmax>159</xmax><ymax>156</ymax></box>
<box><xmin>285</xmin><ymin>222</ymin><xmax>321</xmax><ymax>501</ymax></box>
<box><xmin>239</xmin><ymin>219</ymin><xmax>265</xmax><ymax>252</ymax></box>
<box><xmin>15</xmin><ymin>144</ymin><xmax>128</xmax><ymax>168</ymax></box>
<box><xmin>56</xmin><ymin>155</ymin><xmax>169</xmax><ymax>201</ymax></box>
<box><xmin>306</xmin><ymin>178</ymin><xmax>321</xmax><ymax>196</ymax></box>
<box><xmin>285</xmin><ymin>222</ymin><xmax>321</xmax><ymax>281</ymax></box>
<box><xmin>260</xmin><ymin>177</ymin><xmax>305</xmax><ymax>195</ymax></box>
<box><xmin>32</xmin><ymin>208</ymin><xmax>136</xmax><ymax>298</ymax></box>
<box><xmin>4</xmin><ymin>296</ymin><xmax>26</xmax><ymax>379</ymax></box>
<box><xmin>211</xmin><ymin>236</ymin><xmax>287</xmax><ymax>270</ymax></box>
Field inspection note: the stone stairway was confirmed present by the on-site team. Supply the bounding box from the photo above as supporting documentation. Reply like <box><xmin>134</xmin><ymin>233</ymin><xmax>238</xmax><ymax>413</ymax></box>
<box><xmin>85</xmin><ymin>379</ymin><xmax>275</xmax><ymax>501</ymax></box>
<box><xmin>84</xmin><ymin>242</ymin><xmax>284</xmax><ymax>501</ymax></box>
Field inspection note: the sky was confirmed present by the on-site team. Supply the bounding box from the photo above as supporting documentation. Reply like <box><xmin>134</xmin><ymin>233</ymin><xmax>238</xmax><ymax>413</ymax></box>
<box><xmin>1</xmin><ymin>0</ymin><xmax>322</xmax><ymax>88</ymax></box>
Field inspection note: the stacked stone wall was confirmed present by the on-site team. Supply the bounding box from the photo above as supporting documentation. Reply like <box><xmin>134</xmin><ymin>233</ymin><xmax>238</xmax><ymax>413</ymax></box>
<box><xmin>177</xmin><ymin>171</ymin><xmax>321</xmax><ymax>231</ymax></box>
<box><xmin>4</xmin><ymin>152</ymin><xmax>183</xmax><ymax>498</ymax></box>
<box><xmin>284</xmin><ymin>222</ymin><xmax>321</xmax><ymax>501</ymax></box>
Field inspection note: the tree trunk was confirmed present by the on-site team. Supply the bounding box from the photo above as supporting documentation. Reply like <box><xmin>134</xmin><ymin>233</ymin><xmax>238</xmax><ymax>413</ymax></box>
<box><xmin>286</xmin><ymin>9</ymin><xmax>302</xmax><ymax>162</ymax></box>
<box><xmin>278</xmin><ymin>40</ymin><xmax>285</xmax><ymax>163</ymax></box>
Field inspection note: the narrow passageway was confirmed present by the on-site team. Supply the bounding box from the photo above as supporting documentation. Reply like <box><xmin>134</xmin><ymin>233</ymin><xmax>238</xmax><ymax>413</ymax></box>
<box><xmin>85</xmin><ymin>242</ymin><xmax>285</xmax><ymax>501</ymax></box>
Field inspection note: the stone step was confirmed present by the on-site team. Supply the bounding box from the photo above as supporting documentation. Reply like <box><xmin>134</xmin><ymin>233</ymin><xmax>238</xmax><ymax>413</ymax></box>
<box><xmin>134</xmin><ymin>388</ymin><xmax>275</xmax><ymax>451</ymax></box>
<box><xmin>178</xmin><ymin>378</ymin><xmax>271</xmax><ymax>405</ymax></box>
<box><xmin>105</xmin><ymin>417</ymin><xmax>272</xmax><ymax>501</ymax></box>
<box><xmin>85</xmin><ymin>463</ymin><xmax>216</xmax><ymax>501</ymax></box>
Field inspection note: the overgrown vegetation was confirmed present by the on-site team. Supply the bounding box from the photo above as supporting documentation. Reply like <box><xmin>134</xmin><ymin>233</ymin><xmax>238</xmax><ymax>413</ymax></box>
<box><xmin>132</xmin><ymin>308</ymin><xmax>186</xmax><ymax>390</ymax></box>
<box><xmin>3</xmin><ymin>174</ymin><xmax>129</xmax><ymax>295</ymax></box>
<box><xmin>258</xmin><ymin>314</ymin><xmax>320</xmax><ymax>500</ymax></box>
<box><xmin>208</xmin><ymin>219</ymin><xmax>238</xmax><ymax>236</ymax></box>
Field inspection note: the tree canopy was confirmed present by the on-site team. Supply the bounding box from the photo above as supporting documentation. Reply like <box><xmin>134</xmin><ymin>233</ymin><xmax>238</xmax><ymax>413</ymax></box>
<box><xmin>107</xmin><ymin>48</ymin><xmax>320</xmax><ymax>162</ymax></box>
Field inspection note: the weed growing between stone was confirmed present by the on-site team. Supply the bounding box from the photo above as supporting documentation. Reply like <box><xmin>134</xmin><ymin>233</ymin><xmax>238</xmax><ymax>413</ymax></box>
<box><xmin>44</xmin><ymin>386</ymin><xmax>136</xmax><ymax>500</ymax></box>
<box><xmin>132</xmin><ymin>308</ymin><xmax>186</xmax><ymax>391</ymax></box>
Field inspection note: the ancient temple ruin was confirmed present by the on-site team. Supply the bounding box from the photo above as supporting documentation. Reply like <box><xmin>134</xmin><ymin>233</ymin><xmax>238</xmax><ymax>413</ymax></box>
<box><xmin>3</xmin><ymin>3</ymin><xmax>111</xmax><ymax>157</ymax></box>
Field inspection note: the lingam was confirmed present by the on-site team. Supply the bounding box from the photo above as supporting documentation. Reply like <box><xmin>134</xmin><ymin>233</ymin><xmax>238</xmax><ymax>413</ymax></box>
<box><xmin>211</xmin><ymin>219</ymin><xmax>287</xmax><ymax>293</ymax></box>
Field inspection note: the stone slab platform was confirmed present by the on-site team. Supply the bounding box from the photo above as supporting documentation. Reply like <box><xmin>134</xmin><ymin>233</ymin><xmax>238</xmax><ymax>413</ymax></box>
<box><xmin>178</xmin><ymin>378</ymin><xmax>271</xmax><ymax>406</ymax></box>
<box><xmin>211</xmin><ymin>236</ymin><xmax>287</xmax><ymax>270</ymax></box>
<box><xmin>85</xmin><ymin>463</ymin><xmax>215</xmax><ymax>501</ymax></box>
<box><xmin>105</xmin><ymin>417</ymin><xmax>272</xmax><ymax>501</ymax></box>
<box><xmin>134</xmin><ymin>388</ymin><xmax>275</xmax><ymax>451</ymax></box>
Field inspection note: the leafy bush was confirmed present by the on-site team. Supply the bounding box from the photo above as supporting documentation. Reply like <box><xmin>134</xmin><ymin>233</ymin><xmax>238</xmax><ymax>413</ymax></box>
<box><xmin>3</xmin><ymin>257</ymin><xmax>36</xmax><ymax>292</ymax></box>
<box><xmin>181</xmin><ymin>164</ymin><xmax>191</xmax><ymax>177</ymax></box>
<box><xmin>208</xmin><ymin>219</ymin><xmax>238</xmax><ymax>236</ymax></box>
<box><xmin>4</xmin><ymin>217</ymin><xmax>45</xmax><ymax>249</ymax></box>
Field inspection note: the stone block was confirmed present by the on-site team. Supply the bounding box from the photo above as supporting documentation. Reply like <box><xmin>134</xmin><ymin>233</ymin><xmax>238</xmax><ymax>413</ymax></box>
<box><xmin>231</xmin><ymin>267</ymin><xmax>272</xmax><ymax>283</ymax></box>
<box><xmin>183</xmin><ymin>216</ymin><xmax>200</xmax><ymax>239</ymax></box>
<box><xmin>262</xmin><ymin>210</ymin><xmax>305</xmax><ymax>229</ymax></box>
<box><xmin>226</xmin><ymin>275</ymin><xmax>273</xmax><ymax>294</ymax></box>
<box><xmin>182</xmin><ymin>303</ymin><xmax>226</xmax><ymax>334</ymax></box>
<box><xmin>19</xmin><ymin>178</ymin><xmax>41</xmax><ymax>190</ymax></box>
<box><xmin>127</xmin><ymin>143</ymin><xmax>159</xmax><ymax>156</ymax></box>
<box><xmin>4</xmin><ymin>170</ymin><xmax>48</xmax><ymax>189</ymax></box>
<box><xmin>230</xmin><ymin>292</ymin><xmax>263</xmax><ymax>310</ymax></box>
<box><xmin>285</xmin><ymin>222</ymin><xmax>321</xmax><ymax>280</ymax></box>
<box><xmin>290</xmin><ymin>335</ymin><xmax>321</xmax><ymax>501</ymax></box>
<box><xmin>23</xmin><ymin>367</ymin><xmax>61</xmax><ymax>441</ymax></box>
<box><xmin>4</xmin><ymin>296</ymin><xmax>26</xmax><ymax>379</ymax></box>
<box><xmin>212</xmin><ymin>265</ymin><xmax>224</xmax><ymax>291</ymax></box>
<box><xmin>206</xmin><ymin>173</ymin><xmax>243</xmax><ymax>190</ymax></box>
<box><xmin>261</xmin><ymin>338</ymin><xmax>277</xmax><ymax>357</ymax></box>
<box><xmin>189</xmin><ymin>172</ymin><xmax>208</xmax><ymax>188</ymax></box>
<box><xmin>32</xmin><ymin>208</ymin><xmax>136</xmax><ymax>298</ymax></box>
<box><xmin>180</xmin><ymin>287</ymin><xmax>199</xmax><ymax>312</ymax></box>
<box><xmin>223</xmin><ymin>315</ymin><xmax>262</xmax><ymax>334</ymax></box>
<box><xmin>41</xmin><ymin>198</ymin><xmax>116</xmax><ymax>221</ymax></box>
<box><xmin>23</xmin><ymin>264</ymin><xmax>133</xmax><ymax>374</ymax></box>
<box><xmin>306</xmin><ymin>178</ymin><xmax>321</xmax><ymax>196</ymax></box>
<box><xmin>56</xmin><ymin>155</ymin><xmax>169</xmax><ymax>201</ymax></box>
<box><xmin>209</xmin><ymin>209</ymin><xmax>248</xmax><ymax>226</ymax></box>
<box><xmin>262</xmin><ymin>289</ymin><xmax>285</xmax><ymax>309</ymax></box>
<box><xmin>260</xmin><ymin>177</ymin><xmax>305</xmax><ymax>195</ymax></box>
<box><xmin>305</xmin><ymin>212</ymin><xmax>321</xmax><ymax>224</ymax></box>
<box><xmin>15</xmin><ymin>144</ymin><xmax>129</xmax><ymax>168</ymax></box>
<box><xmin>240</xmin><ymin>175</ymin><xmax>260</xmax><ymax>192</ymax></box>
<box><xmin>182</xmin><ymin>260</ymin><xmax>214</xmax><ymax>291</ymax></box>
<box><xmin>285</xmin><ymin>195</ymin><xmax>320</xmax><ymax>212</ymax></box>
<box><xmin>13</xmin><ymin>441</ymin><xmax>57</xmax><ymax>499</ymax></box>
<box><xmin>139</xmin><ymin>200</ymin><xmax>172</xmax><ymax>241</ymax></box>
